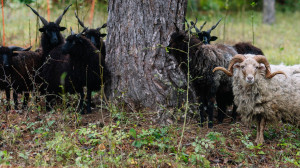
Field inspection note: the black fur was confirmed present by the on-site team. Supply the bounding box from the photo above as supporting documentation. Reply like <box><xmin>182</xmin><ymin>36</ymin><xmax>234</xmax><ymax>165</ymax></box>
<box><xmin>41</xmin><ymin>32</ymin><xmax>109</xmax><ymax>114</ymax></box>
<box><xmin>0</xmin><ymin>46</ymin><xmax>42</xmax><ymax>110</ymax></box>
<box><xmin>169</xmin><ymin>30</ymin><xmax>236</xmax><ymax>128</ymax></box>
<box><xmin>233</xmin><ymin>42</ymin><xmax>264</xmax><ymax>55</ymax></box>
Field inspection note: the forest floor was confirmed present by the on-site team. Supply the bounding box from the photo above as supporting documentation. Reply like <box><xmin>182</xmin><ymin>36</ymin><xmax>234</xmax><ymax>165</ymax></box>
<box><xmin>0</xmin><ymin>98</ymin><xmax>299</xmax><ymax>167</ymax></box>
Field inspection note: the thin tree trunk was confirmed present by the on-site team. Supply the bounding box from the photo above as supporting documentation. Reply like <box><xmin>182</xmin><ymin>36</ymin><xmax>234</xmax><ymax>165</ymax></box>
<box><xmin>263</xmin><ymin>0</ymin><xmax>275</xmax><ymax>24</ymax></box>
<box><xmin>106</xmin><ymin>0</ymin><xmax>194</xmax><ymax>118</ymax></box>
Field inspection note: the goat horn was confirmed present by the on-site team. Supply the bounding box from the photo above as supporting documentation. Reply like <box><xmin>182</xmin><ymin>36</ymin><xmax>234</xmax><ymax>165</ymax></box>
<box><xmin>213</xmin><ymin>67</ymin><xmax>233</xmax><ymax>77</ymax></box>
<box><xmin>75</xmin><ymin>11</ymin><xmax>86</xmax><ymax>28</ymax></box>
<box><xmin>173</xmin><ymin>22</ymin><xmax>180</xmax><ymax>32</ymax></box>
<box><xmin>96</xmin><ymin>23</ymin><xmax>107</xmax><ymax>31</ymax></box>
<box><xmin>26</xmin><ymin>4</ymin><xmax>48</xmax><ymax>26</ymax></box>
<box><xmin>55</xmin><ymin>4</ymin><xmax>72</xmax><ymax>25</ymax></box>
<box><xmin>199</xmin><ymin>21</ymin><xmax>207</xmax><ymax>31</ymax></box>
<box><xmin>207</xmin><ymin>18</ymin><xmax>222</xmax><ymax>33</ymax></box>
<box><xmin>191</xmin><ymin>19</ymin><xmax>201</xmax><ymax>33</ymax></box>
<box><xmin>227</xmin><ymin>54</ymin><xmax>246</xmax><ymax>75</ymax></box>
<box><xmin>70</xmin><ymin>27</ymin><xmax>75</xmax><ymax>35</ymax></box>
<box><xmin>76</xmin><ymin>27</ymin><xmax>88</xmax><ymax>37</ymax></box>
<box><xmin>254</xmin><ymin>55</ymin><xmax>286</xmax><ymax>79</ymax></box>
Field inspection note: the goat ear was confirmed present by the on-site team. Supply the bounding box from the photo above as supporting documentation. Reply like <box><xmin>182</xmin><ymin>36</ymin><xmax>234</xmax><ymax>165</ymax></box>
<box><xmin>210</xmin><ymin>36</ymin><xmax>218</xmax><ymax>41</ymax></box>
<box><xmin>59</xmin><ymin>27</ymin><xmax>66</xmax><ymax>31</ymax></box>
<box><xmin>39</xmin><ymin>28</ymin><xmax>45</xmax><ymax>32</ymax></box>
<box><xmin>99</xmin><ymin>33</ymin><xmax>107</xmax><ymax>38</ymax></box>
<box><xmin>258</xmin><ymin>63</ymin><xmax>266</xmax><ymax>71</ymax></box>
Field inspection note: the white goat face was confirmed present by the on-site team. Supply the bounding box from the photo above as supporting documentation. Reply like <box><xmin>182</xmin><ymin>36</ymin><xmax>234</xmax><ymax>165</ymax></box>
<box><xmin>234</xmin><ymin>58</ymin><xmax>266</xmax><ymax>85</ymax></box>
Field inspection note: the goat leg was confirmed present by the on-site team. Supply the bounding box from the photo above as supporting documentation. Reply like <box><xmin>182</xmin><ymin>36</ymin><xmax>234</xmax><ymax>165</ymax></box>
<box><xmin>255</xmin><ymin>118</ymin><xmax>261</xmax><ymax>145</ymax></box>
<box><xmin>86</xmin><ymin>89</ymin><xmax>92</xmax><ymax>114</ymax></box>
<box><xmin>199</xmin><ymin>103</ymin><xmax>205</xmax><ymax>127</ymax></box>
<box><xmin>5</xmin><ymin>88</ymin><xmax>11</xmax><ymax>111</ymax></box>
<box><xmin>13</xmin><ymin>92</ymin><xmax>18</xmax><ymax>110</ymax></box>
<box><xmin>22</xmin><ymin>93</ymin><xmax>29</xmax><ymax>110</ymax></box>
<box><xmin>231</xmin><ymin>105</ymin><xmax>237</xmax><ymax>123</ymax></box>
<box><xmin>207</xmin><ymin>100</ymin><xmax>214</xmax><ymax>128</ymax></box>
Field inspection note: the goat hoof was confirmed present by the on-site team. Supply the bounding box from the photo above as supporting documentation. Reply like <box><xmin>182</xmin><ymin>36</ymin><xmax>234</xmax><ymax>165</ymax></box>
<box><xmin>208</xmin><ymin>122</ymin><xmax>213</xmax><ymax>128</ymax></box>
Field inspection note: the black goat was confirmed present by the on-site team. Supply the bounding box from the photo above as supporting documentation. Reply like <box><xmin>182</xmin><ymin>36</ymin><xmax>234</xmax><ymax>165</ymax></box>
<box><xmin>41</xmin><ymin>28</ymin><xmax>108</xmax><ymax>114</ymax></box>
<box><xmin>233</xmin><ymin>42</ymin><xmax>264</xmax><ymax>55</ymax></box>
<box><xmin>189</xmin><ymin>18</ymin><xmax>222</xmax><ymax>44</ymax></box>
<box><xmin>0</xmin><ymin>46</ymin><xmax>42</xmax><ymax>110</ymax></box>
<box><xmin>74</xmin><ymin>11</ymin><xmax>107</xmax><ymax>60</ymax></box>
<box><xmin>26</xmin><ymin>4</ymin><xmax>71</xmax><ymax>59</ymax></box>
<box><xmin>168</xmin><ymin>24</ymin><xmax>264</xmax><ymax>128</ymax></box>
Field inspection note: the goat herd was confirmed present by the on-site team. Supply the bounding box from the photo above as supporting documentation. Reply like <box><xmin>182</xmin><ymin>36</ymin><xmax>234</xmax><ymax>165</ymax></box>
<box><xmin>0</xmin><ymin>5</ymin><xmax>299</xmax><ymax>145</ymax></box>
<box><xmin>0</xmin><ymin>4</ymin><xmax>110</xmax><ymax>114</ymax></box>
<box><xmin>169</xmin><ymin>19</ymin><xmax>300</xmax><ymax>144</ymax></box>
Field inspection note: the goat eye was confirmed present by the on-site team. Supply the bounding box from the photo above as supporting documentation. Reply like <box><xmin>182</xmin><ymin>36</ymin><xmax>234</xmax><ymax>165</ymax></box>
<box><xmin>241</xmin><ymin>66</ymin><xmax>245</xmax><ymax>69</ymax></box>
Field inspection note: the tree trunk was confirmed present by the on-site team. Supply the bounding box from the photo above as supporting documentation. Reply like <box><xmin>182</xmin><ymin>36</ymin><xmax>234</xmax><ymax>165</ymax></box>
<box><xmin>263</xmin><ymin>0</ymin><xmax>275</xmax><ymax>24</ymax></box>
<box><xmin>106</xmin><ymin>0</ymin><xmax>193</xmax><ymax>116</ymax></box>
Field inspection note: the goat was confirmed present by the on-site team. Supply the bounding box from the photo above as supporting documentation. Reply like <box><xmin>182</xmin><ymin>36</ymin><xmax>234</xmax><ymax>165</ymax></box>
<box><xmin>26</xmin><ymin>4</ymin><xmax>71</xmax><ymax>59</ymax></box>
<box><xmin>213</xmin><ymin>54</ymin><xmax>300</xmax><ymax>144</ymax></box>
<box><xmin>74</xmin><ymin>11</ymin><xmax>107</xmax><ymax>60</ymax></box>
<box><xmin>168</xmin><ymin>27</ymin><xmax>237</xmax><ymax>128</ymax></box>
<box><xmin>168</xmin><ymin>23</ymin><xmax>265</xmax><ymax>128</ymax></box>
<box><xmin>190</xmin><ymin>18</ymin><xmax>222</xmax><ymax>44</ymax></box>
<box><xmin>41</xmin><ymin>28</ymin><xmax>109</xmax><ymax>114</ymax></box>
<box><xmin>0</xmin><ymin>46</ymin><xmax>42</xmax><ymax>110</ymax></box>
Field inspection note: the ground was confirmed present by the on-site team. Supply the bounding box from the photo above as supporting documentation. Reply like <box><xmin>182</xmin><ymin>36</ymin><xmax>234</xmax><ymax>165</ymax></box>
<box><xmin>0</xmin><ymin>99</ymin><xmax>299</xmax><ymax>167</ymax></box>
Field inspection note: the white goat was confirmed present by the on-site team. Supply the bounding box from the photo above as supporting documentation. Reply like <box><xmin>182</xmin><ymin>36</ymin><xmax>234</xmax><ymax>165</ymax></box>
<box><xmin>213</xmin><ymin>54</ymin><xmax>300</xmax><ymax>144</ymax></box>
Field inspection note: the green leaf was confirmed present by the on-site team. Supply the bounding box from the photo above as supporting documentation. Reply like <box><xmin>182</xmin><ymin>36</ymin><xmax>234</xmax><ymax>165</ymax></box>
<box><xmin>132</xmin><ymin>140</ymin><xmax>142</xmax><ymax>148</ymax></box>
<box><xmin>129</xmin><ymin>128</ymin><xmax>137</xmax><ymax>139</ymax></box>
<box><xmin>258</xmin><ymin>151</ymin><xmax>266</xmax><ymax>155</ymax></box>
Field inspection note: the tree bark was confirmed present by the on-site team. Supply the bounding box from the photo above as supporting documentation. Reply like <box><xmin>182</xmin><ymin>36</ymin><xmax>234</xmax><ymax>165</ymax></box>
<box><xmin>263</xmin><ymin>0</ymin><xmax>275</xmax><ymax>24</ymax></box>
<box><xmin>106</xmin><ymin>0</ymin><xmax>193</xmax><ymax>114</ymax></box>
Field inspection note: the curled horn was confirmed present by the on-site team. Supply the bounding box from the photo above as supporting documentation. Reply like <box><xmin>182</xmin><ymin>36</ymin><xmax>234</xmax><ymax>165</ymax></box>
<box><xmin>70</xmin><ymin>27</ymin><xmax>75</xmax><ymax>35</ymax></box>
<box><xmin>26</xmin><ymin>4</ymin><xmax>48</xmax><ymax>25</ymax></box>
<box><xmin>76</xmin><ymin>27</ymin><xmax>88</xmax><ymax>37</ymax></box>
<box><xmin>96</xmin><ymin>23</ymin><xmax>107</xmax><ymax>31</ymax></box>
<box><xmin>213</xmin><ymin>54</ymin><xmax>246</xmax><ymax>76</ymax></box>
<box><xmin>75</xmin><ymin>10</ymin><xmax>86</xmax><ymax>28</ymax></box>
<box><xmin>55</xmin><ymin>4</ymin><xmax>72</xmax><ymax>25</ymax></box>
<box><xmin>207</xmin><ymin>18</ymin><xmax>222</xmax><ymax>33</ymax></box>
<box><xmin>254</xmin><ymin>55</ymin><xmax>286</xmax><ymax>79</ymax></box>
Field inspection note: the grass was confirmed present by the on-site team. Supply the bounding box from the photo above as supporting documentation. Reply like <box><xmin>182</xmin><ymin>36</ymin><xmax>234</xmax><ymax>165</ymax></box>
<box><xmin>0</xmin><ymin>1</ymin><xmax>299</xmax><ymax>167</ymax></box>
<box><xmin>187</xmin><ymin>11</ymin><xmax>300</xmax><ymax>65</ymax></box>
<box><xmin>0</xmin><ymin>2</ymin><xmax>107</xmax><ymax>49</ymax></box>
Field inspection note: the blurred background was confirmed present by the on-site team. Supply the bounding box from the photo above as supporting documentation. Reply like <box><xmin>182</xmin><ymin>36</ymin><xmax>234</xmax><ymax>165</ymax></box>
<box><xmin>1</xmin><ymin>0</ymin><xmax>300</xmax><ymax>64</ymax></box>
